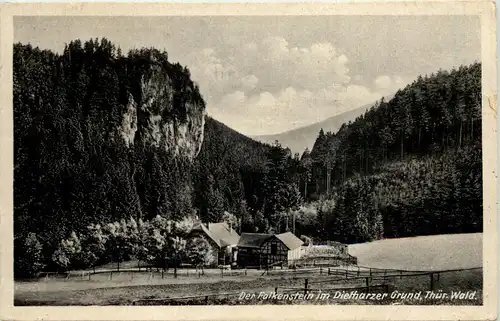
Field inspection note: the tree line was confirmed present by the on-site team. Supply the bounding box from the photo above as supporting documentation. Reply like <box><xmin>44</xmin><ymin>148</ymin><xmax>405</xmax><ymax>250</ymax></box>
<box><xmin>14</xmin><ymin>39</ymin><xmax>302</xmax><ymax>277</ymax></box>
<box><xmin>193</xmin><ymin>118</ymin><xmax>303</xmax><ymax>233</ymax></box>
<box><xmin>16</xmin><ymin>215</ymin><xmax>217</xmax><ymax>278</ymax></box>
<box><xmin>289</xmin><ymin>63</ymin><xmax>482</xmax><ymax>243</ymax></box>
<box><xmin>14</xmin><ymin>38</ymin><xmax>204</xmax><ymax>277</ymax></box>
<box><xmin>305</xmin><ymin>63</ymin><xmax>481</xmax><ymax>196</ymax></box>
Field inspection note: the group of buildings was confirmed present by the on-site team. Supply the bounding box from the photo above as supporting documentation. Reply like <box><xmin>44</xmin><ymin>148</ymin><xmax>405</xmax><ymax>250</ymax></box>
<box><xmin>186</xmin><ymin>221</ymin><xmax>305</xmax><ymax>269</ymax></box>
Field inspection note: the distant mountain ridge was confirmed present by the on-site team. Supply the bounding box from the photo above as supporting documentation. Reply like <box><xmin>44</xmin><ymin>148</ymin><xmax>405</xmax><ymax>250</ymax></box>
<box><xmin>252</xmin><ymin>100</ymin><xmax>389</xmax><ymax>154</ymax></box>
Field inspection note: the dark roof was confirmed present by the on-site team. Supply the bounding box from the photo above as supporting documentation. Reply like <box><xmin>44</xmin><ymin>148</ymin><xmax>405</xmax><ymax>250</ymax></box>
<box><xmin>237</xmin><ymin>232</ymin><xmax>304</xmax><ymax>250</ymax></box>
<box><xmin>237</xmin><ymin>233</ymin><xmax>273</xmax><ymax>248</ymax></box>
<box><xmin>208</xmin><ymin>222</ymin><xmax>240</xmax><ymax>246</ymax></box>
<box><xmin>276</xmin><ymin>232</ymin><xmax>304</xmax><ymax>250</ymax></box>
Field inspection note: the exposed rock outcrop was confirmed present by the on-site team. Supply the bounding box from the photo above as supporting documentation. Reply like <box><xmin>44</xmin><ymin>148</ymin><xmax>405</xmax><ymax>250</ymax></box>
<box><xmin>119</xmin><ymin>60</ymin><xmax>206</xmax><ymax>160</ymax></box>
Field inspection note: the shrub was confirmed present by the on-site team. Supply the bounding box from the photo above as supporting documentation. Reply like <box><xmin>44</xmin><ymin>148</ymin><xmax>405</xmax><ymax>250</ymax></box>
<box><xmin>14</xmin><ymin>233</ymin><xmax>45</xmax><ymax>278</ymax></box>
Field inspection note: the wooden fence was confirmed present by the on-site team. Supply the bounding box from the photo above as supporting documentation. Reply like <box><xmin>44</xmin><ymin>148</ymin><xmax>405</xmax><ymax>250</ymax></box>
<box><xmin>131</xmin><ymin>283</ymin><xmax>389</xmax><ymax>305</ymax></box>
<box><xmin>39</xmin><ymin>263</ymin><xmax>481</xmax><ymax>285</ymax></box>
<box><xmin>130</xmin><ymin>266</ymin><xmax>482</xmax><ymax>305</ymax></box>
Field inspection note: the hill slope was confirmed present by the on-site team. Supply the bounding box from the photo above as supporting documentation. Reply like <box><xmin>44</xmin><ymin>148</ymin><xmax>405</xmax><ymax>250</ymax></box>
<box><xmin>348</xmin><ymin>233</ymin><xmax>482</xmax><ymax>270</ymax></box>
<box><xmin>306</xmin><ymin>64</ymin><xmax>481</xmax><ymax>197</ymax></box>
<box><xmin>192</xmin><ymin>116</ymin><xmax>271</xmax><ymax>223</ymax></box>
<box><xmin>13</xmin><ymin>39</ymin><xmax>275</xmax><ymax>276</ymax></box>
<box><xmin>14</xmin><ymin>40</ymin><xmax>206</xmax><ymax>250</ymax></box>
<box><xmin>288</xmin><ymin>63</ymin><xmax>482</xmax><ymax>244</ymax></box>
<box><xmin>252</xmin><ymin>99</ymin><xmax>391</xmax><ymax>154</ymax></box>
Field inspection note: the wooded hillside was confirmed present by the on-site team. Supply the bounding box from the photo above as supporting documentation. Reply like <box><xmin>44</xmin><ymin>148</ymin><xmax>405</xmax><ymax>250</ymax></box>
<box><xmin>14</xmin><ymin>39</ymin><xmax>204</xmax><ymax>263</ymax></box>
<box><xmin>14</xmin><ymin>39</ymin><xmax>299</xmax><ymax>276</ymax></box>
<box><xmin>291</xmin><ymin>63</ymin><xmax>482</xmax><ymax>243</ymax></box>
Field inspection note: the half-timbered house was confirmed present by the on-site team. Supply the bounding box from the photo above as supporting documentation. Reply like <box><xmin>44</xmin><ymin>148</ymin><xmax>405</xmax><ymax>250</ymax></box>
<box><xmin>236</xmin><ymin>232</ymin><xmax>304</xmax><ymax>268</ymax></box>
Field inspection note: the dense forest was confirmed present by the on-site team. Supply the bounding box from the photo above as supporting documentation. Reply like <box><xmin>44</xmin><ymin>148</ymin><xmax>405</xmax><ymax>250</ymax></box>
<box><xmin>14</xmin><ymin>38</ymin><xmax>482</xmax><ymax>277</ymax></box>
<box><xmin>13</xmin><ymin>39</ymin><xmax>301</xmax><ymax>276</ymax></box>
<box><xmin>290</xmin><ymin>63</ymin><xmax>482</xmax><ymax>243</ymax></box>
<box><xmin>14</xmin><ymin>39</ymin><xmax>203</xmax><ymax>271</ymax></box>
<box><xmin>307</xmin><ymin>64</ymin><xmax>481</xmax><ymax>195</ymax></box>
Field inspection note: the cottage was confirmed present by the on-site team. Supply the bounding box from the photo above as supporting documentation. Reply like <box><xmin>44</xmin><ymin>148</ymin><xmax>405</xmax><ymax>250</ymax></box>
<box><xmin>236</xmin><ymin>233</ymin><xmax>274</xmax><ymax>268</ymax></box>
<box><xmin>276</xmin><ymin>232</ymin><xmax>304</xmax><ymax>262</ymax></box>
<box><xmin>236</xmin><ymin>232</ymin><xmax>304</xmax><ymax>268</ymax></box>
<box><xmin>186</xmin><ymin>222</ymin><xmax>240</xmax><ymax>266</ymax></box>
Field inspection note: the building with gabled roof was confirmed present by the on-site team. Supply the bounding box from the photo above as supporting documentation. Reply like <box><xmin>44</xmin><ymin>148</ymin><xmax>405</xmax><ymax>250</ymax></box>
<box><xmin>186</xmin><ymin>221</ymin><xmax>304</xmax><ymax>268</ymax></box>
<box><xmin>236</xmin><ymin>231</ymin><xmax>304</xmax><ymax>268</ymax></box>
<box><xmin>186</xmin><ymin>221</ymin><xmax>240</xmax><ymax>266</ymax></box>
<box><xmin>208</xmin><ymin>222</ymin><xmax>240</xmax><ymax>246</ymax></box>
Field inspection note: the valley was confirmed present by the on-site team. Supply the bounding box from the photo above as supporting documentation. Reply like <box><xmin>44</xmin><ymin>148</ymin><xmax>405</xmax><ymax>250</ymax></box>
<box><xmin>13</xmin><ymin>38</ymin><xmax>483</xmax><ymax>307</ymax></box>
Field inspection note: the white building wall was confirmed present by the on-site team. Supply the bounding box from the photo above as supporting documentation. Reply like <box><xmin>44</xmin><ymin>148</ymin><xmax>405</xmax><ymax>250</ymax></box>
<box><xmin>287</xmin><ymin>247</ymin><xmax>303</xmax><ymax>261</ymax></box>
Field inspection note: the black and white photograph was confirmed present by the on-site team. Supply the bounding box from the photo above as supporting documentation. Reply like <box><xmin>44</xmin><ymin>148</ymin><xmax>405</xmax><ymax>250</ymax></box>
<box><xmin>0</xmin><ymin>2</ymin><xmax>497</xmax><ymax>320</ymax></box>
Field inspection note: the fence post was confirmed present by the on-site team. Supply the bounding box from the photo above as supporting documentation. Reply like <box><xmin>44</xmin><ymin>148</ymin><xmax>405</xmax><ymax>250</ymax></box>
<box><xmin>357</xmin><ymin>266</ymin><xmax>360</xmax><ymax>276</ymax></box>
<box><xmin>366</xmin><ymin>277</ymin><xmax>370</xmax><ymax>293</ymax></box>
<box><xmin>328</xmin><ymin>268</ymin><xmax>330</xmax><ymax>275</ymax></box>
<box><xmin>345</xmin><ymin>268</ymin><xmax>348</xmax><ymax>279</ymax></box>
<box><xmin>110</xmin><ymin>271</ymin><xmax>113</xmax><ymax>280</ymax></box>
<box><xmin>320</xmin><ymin>267</ymin><xmax>323</xmax><ymax>275</ymax></box>
<box><xmin>370</xmin><ymin>268</ymin><xmax>372</xmax><ymax>277</ymax></box>
<box><xmin>245</xmin><ymin>268</ymin><xmax>247</xmax><ymax>276</ymax></box>
<box><xmin>205</xmin><ymin>296</ymin><xmax>208</xmax><ymax>305</ymax></box>
<box><xmin>88</xmin><ymin>272</ymin><xmax>91</xmax><ymax>281</ymax></box>
<box><xmin>275</xmin><ymin>287</ymin><xmax>278</xmax><ymax>294</ymax></box>
<box><xmin>304</xmin><ymin>279</ymin><xmax>309</xmax><ymax>295</ymax></box>
<box><xmin>430</xmin><ymin>273</ymin><xmax>434</xmax><ymax>291</ymax></box>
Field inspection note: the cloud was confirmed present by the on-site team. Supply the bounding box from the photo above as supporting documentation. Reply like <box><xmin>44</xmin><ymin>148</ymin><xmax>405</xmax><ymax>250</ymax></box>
<box><xmin>185</xmin><ymin>37</ymin><xmax>401</xmax><ymax>135</ymax></box>
<box><xmin>210</xmin><ymin>84</ymin><xmax>386</xmax><ymax>136</ymax></box>
<box><xmin>374</xmin><ymin>75</ymin><xmax>407</xmax><ymax>93</ymax></box>
<box><xmin>188</xmin><ymin>37</ymin><xmax>352</xmax><ymax>99</ymax></box>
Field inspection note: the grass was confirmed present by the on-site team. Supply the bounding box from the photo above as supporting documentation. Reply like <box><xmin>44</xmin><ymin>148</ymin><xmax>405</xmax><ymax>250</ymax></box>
<box><xmin>15</xmin><ymin>268</ymin><xmax>482</xmax><ymax>306</ymax></box>
<box><xmin>348</xmin><ymin>233</ymin><xmax>482</xmax><ymax>270</ymax></box>
<box><xmin>15</xmin><ymin>272</ymin><xmax>325</xmax><ymax>305</ymax></box>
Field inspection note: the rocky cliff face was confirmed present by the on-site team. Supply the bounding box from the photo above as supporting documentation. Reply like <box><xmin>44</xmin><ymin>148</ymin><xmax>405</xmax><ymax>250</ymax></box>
<box><xmin>120</xmin><ymin>61</ymin><xmax>206</xmax><ymax>160</ymax></box>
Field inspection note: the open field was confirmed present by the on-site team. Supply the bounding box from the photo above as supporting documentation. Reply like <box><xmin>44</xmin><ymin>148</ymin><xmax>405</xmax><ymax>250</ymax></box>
<box><xmin>15</xmin><ymin>268</ymin><xmax>482</xmax><ymax>306</ymax></box>
<box><xmin>348</xmin><ymin>233</ymin><xmax>482</xmax><ymax>270</ymax></box>
<box><xmin>15</xmin><ymin>233</ymin><xmax>483</xmax><ymax>306</ymax></box>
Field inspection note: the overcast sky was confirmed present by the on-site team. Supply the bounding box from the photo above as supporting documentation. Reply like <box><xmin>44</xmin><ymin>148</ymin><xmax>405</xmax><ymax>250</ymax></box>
<box><xmin>15</xmin><ymin>16</ymin><xmax>480</xmax><ymax>136</ymax></box>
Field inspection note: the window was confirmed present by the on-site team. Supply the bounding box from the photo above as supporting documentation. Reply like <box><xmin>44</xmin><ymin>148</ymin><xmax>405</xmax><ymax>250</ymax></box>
<box><xmin>271</xmin><ymin>243</ymin><xmax>277</xmax><ymax>255</ymax></box>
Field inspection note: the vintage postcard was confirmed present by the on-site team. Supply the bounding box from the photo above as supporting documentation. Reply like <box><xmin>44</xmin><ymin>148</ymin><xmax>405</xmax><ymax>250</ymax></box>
<box><xmin>0</xmin><ymin>2</ymin><xmax>497</xmax><ymax>321</ymax></box>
